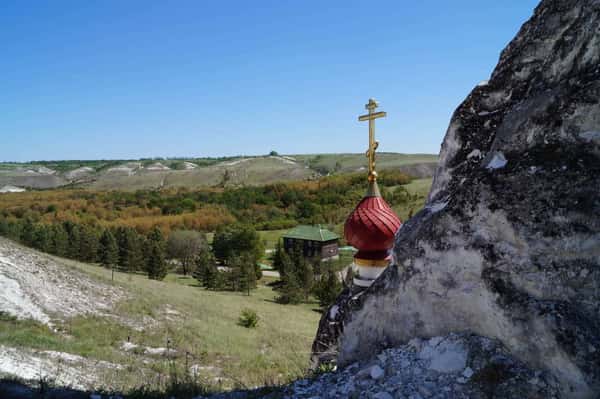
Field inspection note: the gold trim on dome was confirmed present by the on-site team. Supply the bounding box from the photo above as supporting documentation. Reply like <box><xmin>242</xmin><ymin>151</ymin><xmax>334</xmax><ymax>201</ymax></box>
<box><xmin>354</xmin><ymin>257</ymin><xmax>390</xmax><ymax>267</ymax></box>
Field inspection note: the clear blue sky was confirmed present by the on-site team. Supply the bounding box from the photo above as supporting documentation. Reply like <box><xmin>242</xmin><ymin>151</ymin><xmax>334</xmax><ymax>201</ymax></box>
<box><xmin>0</xmin><ymin>1</ymin><xmax>539</xmax><ymax>162</ymax></box>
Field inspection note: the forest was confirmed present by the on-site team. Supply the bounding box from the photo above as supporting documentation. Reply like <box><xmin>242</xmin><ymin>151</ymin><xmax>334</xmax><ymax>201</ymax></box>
<box><xmin>0</xmin><ymin>169</ymin><xmax>417</xmax><ymax>234</ymax></box>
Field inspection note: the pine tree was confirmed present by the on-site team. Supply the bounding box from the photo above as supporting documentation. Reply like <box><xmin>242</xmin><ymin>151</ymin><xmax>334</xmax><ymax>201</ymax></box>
<box><xmin>238</xmin><ymin>252</ymin><xmax>257</xmax><ymax>296</ymax></box>
<box><xmin>99</xmin><ymin>229</ymin><xmax>119</xmax><ymax>280</ymax></box>
<box><xmin>79</xmin><ymin>225</ymin><xmax>99</xmax><ymax>262</ymax></box>
<box><xmin>277</xmin><ymin>271</ymin><xmax>303</xmax><ymax>304</ymax></box>
<box><xmin>299</xmin><ymin>260</ymin><xmax>314</xmax><ymax>301</ymax></box>
<box><xmin>147</xmin><ymin>226</ymin><xmax>164</xmax><ymax>247</ymax></box>
<box><xmin>145</xmin><ymin>226</ymin><xmax>166</xmax><ymax>276</ymax></box>
<box><xmin>50</xmin><ymin>224</ymin><xmax>69</xmax><ymax>257</ymax></box>
<box><xmin>278</xmin><ymin>248</ymin><xmax>293</xmax><ymax>278</ymax></box>
<box><xmin>32</xmin><ymin>224</ymin><xmax>51</xmax><ymax>252</ymax></box>
<box><xmin>127</xmin><ymin>234</ymin><xmax>145</xmax><ymax>273</ymax></box>
<box><xmin>115</xmin><ymin>227</ymin><xmax>129</xmax><ymax>269</ymax></box>
<box><xmin>21</xmin><ymin>219</ymin><xmax>35</xmax><ymax>247</ymax></box>
<box><xmin>193</xmin><ymin>247</ymin><xmax>218</xmax><ymax>289</ymax></box>
<box><xmin>0</xmin><ymin>218</ymin><xmax>8</xmax><ymax>237</ymax></box>
<box><xmin>147</xmin><ymin>242</ymin><xmax>167</xmax><ymax>280</ymax></box>
<box><xmin>65</xmin><ymin>222</ymin><xmax>81</xmax><ymax>260</ymax></box>
<box><xmin>115</xmin><ymin>227</ymin><xmax>144</xmax><ymax>273</ymax></box>
<box><xmin>313</xmin><ymin>266</ymin><xmax>343</xmax><ymax>308</ymax></box>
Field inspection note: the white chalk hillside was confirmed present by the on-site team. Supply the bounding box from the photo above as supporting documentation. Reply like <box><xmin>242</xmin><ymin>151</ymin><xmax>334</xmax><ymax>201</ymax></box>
<box><xmin>0</xmin><ymin>237</ymin><xmax>123</xmax><ymax>325</ymax></box>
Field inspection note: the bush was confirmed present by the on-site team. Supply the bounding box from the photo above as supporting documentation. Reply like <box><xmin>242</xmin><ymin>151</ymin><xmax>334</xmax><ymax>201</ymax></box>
<box><xmin>238</xmin><ymin>308</ymin><xmax>259</xmax><ymax>328</ymax></box>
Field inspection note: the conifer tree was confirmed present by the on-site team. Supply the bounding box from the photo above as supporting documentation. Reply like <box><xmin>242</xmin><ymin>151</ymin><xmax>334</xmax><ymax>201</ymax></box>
<box><xmin>127</xmin><ymin>233</ymin><xmax>145</xmax><ymax>273</ymax></box>
<box><xmin>116</xmin><ymin>227</ymin><xmax>144</xmax><ymax>273</ymax></box>
<box><xmin>78</xmin><ymin>225</ymin><xmax>99</xmax><ymax>262</ymax></box>
<box><xmin>21</xmin><ymin>219</ymin><xmax>35</xmax><ymax>247</ymax></box>
<box><xmin>99</xmin><ymin>229</ymin><xmax>119</xmax><ymax>280</ymax></box>
<box><xmin>237</xmin><ymin>252</ymin><xmax>257</xmax><ymax>296</ymax></box>
<box><xmin>277</xmin><ymin>271</ymin><xmax>303</xmax><ymax>304</ymax></box>
<box><xmin>299</xmin><ymin>260</ymin><xmax>314</xmax><ymax>301</ymax></box>
<box><xmin>146</xmin><ymin>241</ymin><xmax>167</xmax><ymax>280</ymax></box>
<box><xmin>0</xmin><ymin>218</ymin><xmax>8</xmax><ymax>237</ymax></box>
<box><xmin>147</xmin><ymin>226</ymin><xmax>165</xmax><ymax>249</ymax></box>
<box><xmin>313</xmin><ymin>264</ymin><xmax>343</xmax><ymax>307</ymax></box>
<box><xmin>65</xmin><ymin>222</ymin><xmax>81</xmax><ymax>260</ymax></box>
<box><xmin>50</xmin><ymin>224</ymin><xmax>69</xmax><ymax>257</ymax></box>
<box><xmin>33</xmin><ymin>224</ymin><xmax>51</xmax><ymax>252</ymax></box>
<box><xmin>145</xmin><ymin>226</ymin><xmax>166</xmax><ymax>275</ymax></box>
<box><xmin>193</xmin><ymin>247</ymin><xmax>218</xmax><ymax>289</ymax></box>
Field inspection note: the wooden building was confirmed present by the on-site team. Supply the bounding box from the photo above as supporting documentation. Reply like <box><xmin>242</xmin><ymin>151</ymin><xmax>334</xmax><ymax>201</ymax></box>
<box><xmin>282</xmin><ymin>225</ymin><xmax>339</xmax><ymax>260</ymax></box>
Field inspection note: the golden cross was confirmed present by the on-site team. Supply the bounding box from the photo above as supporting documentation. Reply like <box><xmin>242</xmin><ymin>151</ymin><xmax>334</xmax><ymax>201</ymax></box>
<box><xmin>358</xmin><ymin>98</ymin><xmax>386</xmax><ymax>182</ymax></box>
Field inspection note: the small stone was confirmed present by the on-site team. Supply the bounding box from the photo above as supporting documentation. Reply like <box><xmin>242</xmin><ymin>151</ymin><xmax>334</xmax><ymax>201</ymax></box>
<box><xmin>357</xmin><ymin>366</ymin><xmax>373</xmax><ymax>379</ymax></box>
<box><xmin>417</xmin><ymin>385</ymin><xmax>432</xmax><ymax>397</ymax></box>
<box><xmin>462</xmin><ymin>367</ymin><xmax>474</xmax><ymax>379</ymax></box>
<box><xmin>456</xmin><ymin>377</ymin><xmax>467</xmax><ymax>384</ymax></box>
<box><xmin>371</xmin><ymin>365</ymin><xmax>385</xmax><ymax>380</ymax></box>
<box><xmin>373</xmin><ymin>392</ymin><xmax>394</xmax><ymax>399</ymax></box>
<box><xmin>387</xmin><ymin>375</ymin><xmax>403</xmax><ymax>387</ymax></box>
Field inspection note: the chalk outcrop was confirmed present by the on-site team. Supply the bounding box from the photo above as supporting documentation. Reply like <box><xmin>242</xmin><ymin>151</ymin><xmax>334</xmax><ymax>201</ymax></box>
<box><xmin>313</xmin><ymin>0</ymin><xmax>600</xmax><ymax>397</ymax></box>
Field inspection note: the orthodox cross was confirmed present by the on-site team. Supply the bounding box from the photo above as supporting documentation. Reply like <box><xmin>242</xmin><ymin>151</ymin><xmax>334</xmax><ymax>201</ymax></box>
<box><xmin>358</xmin><ymin>98</ymin><xmax>386</xmax><ymax>182</ymax></box>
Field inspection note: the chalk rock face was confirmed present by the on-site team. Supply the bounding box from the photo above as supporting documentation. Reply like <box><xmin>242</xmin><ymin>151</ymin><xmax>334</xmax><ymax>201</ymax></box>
<box><xmin>313</xmin><ymin>0</ymin><xmax>600</xmax><ymax>397</ymax></box>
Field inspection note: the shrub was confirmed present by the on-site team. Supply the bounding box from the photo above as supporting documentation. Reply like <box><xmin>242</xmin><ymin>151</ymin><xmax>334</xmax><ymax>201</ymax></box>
<box><xmin>238</xmin><ymin>308</ymin><xmax>259</xmax><ymax>328</ymax></box>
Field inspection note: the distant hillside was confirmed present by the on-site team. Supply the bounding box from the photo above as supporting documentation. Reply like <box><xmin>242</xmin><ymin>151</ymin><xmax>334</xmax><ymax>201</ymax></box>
<box><xmin>0</xmin><ymin>153</ymin><xmax>438</xmax><ymax>191</ymax></box>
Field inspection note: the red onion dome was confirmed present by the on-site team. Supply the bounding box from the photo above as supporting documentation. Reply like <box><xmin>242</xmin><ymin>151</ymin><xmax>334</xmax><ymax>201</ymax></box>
<box><xmin>344</xmin><ymin>186</ymin><xmax>402</xmax><ymax>253</ymax></box>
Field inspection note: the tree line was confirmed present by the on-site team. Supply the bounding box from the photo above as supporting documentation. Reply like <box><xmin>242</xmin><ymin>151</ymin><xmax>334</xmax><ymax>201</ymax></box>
<box><xmin>0</xmin><ymin>215</ymin><xmax>343</xmax><ymax>306</ymax></box>
<box><xmin>270</xmin><ymin>241</ymin><xmax>344</xmax><ymax>306</ymax></box>
<box><xmin>0</xmin><ymin>169</ymin><xmax>420</xmax><ymax>234</ymax></box>
<box><xmin>0</xmin><ymin>217</ymin><xmax>169</xmax><ymax>280</ymax></box>
<box><xmin>0</xmin><ymin>217</ymin><xmax>265</xmax><ymax>289</ymax></box>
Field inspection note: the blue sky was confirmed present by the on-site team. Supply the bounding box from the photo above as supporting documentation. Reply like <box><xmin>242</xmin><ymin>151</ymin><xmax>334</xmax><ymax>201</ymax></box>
<box><xmin>0</xmin><ymin>1</ymin><xmax>539</xmax><ymax>162</ymax></box>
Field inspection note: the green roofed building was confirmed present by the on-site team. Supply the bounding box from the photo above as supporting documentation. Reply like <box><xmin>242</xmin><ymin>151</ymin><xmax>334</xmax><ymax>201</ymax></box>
<box><xmin>282</xmin><ymin>225</ymin><xmax>340</xmax><ymax>260</ymax></box>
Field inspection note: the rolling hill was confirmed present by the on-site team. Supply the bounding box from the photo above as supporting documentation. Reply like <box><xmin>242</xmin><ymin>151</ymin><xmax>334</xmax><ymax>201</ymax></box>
<box><xmin>0</xmin><ymin>153</ymin><xmax>438</xmax><ymax>191</ymax></box>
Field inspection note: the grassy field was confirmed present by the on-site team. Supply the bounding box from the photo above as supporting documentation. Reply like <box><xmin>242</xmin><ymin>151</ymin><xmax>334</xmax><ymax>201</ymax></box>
<box><xmin>293</xmin><ymin>153</ymin><xmax>438</xmax><ymax>174</ymax></box>
<box><xmin>0</xmin><ymin>254</ymin><xmax>321</xmax><ymax>392</ymax></box>
<box><xmin>392</xmin><ymin>177</ymin><xmax>432</xmax><ymax>221</ymax></box>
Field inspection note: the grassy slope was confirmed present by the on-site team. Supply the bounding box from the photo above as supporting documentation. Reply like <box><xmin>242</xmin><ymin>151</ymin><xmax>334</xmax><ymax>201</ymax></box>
<box><xmin>0</xmin><ymin>251</ymin><xmax>320</xmax><ymax>391</ymax></box>
<box><xmin>0</xmin><ymin>177</ymin><xmax>433</xmax><ymax>391</ymax></box>
<box><xmin>293</xmin><ymin>153</ymin><xmax>438</xmax><ymax>173</ymax></box>
<box><xmin>0</xmin><ymin>153</ymin><xmax>437</xmax><ymax>190</ymax></box>
<box><xmin>392</xmin><ymin>177</ymin><xmax>432</xmax><ymax>221</ymax></box>
<box><xmin>85</xmin><ymin>157</ymin><xmax>314</xmax><ymax>191</ymax></box>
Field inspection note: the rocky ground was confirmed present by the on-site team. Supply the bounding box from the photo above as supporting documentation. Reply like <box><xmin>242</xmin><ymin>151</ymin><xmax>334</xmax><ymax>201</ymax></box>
<box><xmin>197</xmin><ymin>333</ymin><xmax>560</xmax><ymax>399</ymax></box>
<box><xmin>0</xmin><ymin>346</ymin><xmax>121</xmax><ymax>391</ymax></box>
<box><xmin>0</xmin><ymin>237</ymin><xmax>124</xmax><ymax>325</ymax></box>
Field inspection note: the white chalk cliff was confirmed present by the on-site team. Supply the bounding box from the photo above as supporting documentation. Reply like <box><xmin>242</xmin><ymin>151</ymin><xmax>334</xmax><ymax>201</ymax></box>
<box><xmin>313</xmin><ymin>0</ymin><xmax>600</xmax><ymax>397</ymax></box>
